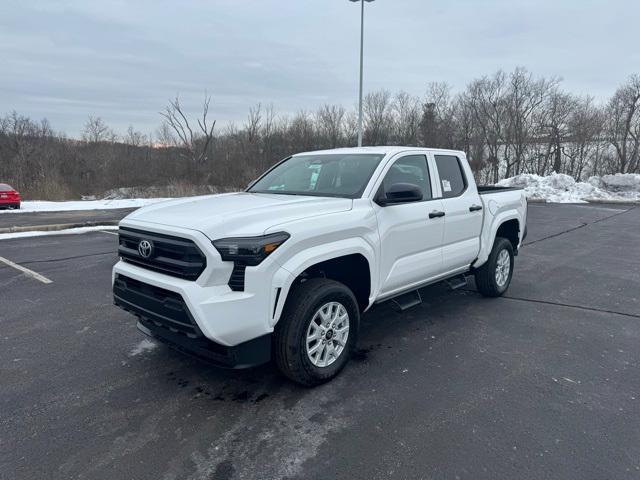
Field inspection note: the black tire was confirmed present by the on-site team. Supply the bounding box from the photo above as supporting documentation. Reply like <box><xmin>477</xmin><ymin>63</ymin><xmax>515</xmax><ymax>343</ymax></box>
<box><xmin>474</xmin><ymin>237</ymin><xmax>514</xmax><ymax>297</ymax></box>
<box><xmin>273</xmin><ymin>278</ymin><xmax>359</xmax><ymax>386</ymax></box>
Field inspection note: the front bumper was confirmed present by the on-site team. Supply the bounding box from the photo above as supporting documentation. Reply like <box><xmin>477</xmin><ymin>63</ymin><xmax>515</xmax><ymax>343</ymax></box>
<box><xmin>113</xmin><ymin>272</ymin><xmax>271</xmax><ymax>368</ymax></box>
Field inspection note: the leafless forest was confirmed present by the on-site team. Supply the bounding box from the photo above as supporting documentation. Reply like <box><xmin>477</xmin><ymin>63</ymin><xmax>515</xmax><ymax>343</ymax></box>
<box><xmin>1</xmin><ymin>68</ymin><xmax>639</xmax><ymax>200</ymax></box>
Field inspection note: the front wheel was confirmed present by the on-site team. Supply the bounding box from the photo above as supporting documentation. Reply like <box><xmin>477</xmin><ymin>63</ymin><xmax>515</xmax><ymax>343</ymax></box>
<box><xmin>474</xmin><ymin>237</ymin><xmax>514</xmax><ymax>297</ymax></box>
<box><xmin>273</xmin><ymin>278</ymin><xmax>359</xmax><ymax>386</ymax></box>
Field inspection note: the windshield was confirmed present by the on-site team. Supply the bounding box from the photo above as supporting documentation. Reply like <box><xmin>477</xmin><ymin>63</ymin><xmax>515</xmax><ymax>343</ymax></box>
<box><xmin>248</xmin><ymin>154</ymin><xmax>385</xmax><ymax>198</ymax></box>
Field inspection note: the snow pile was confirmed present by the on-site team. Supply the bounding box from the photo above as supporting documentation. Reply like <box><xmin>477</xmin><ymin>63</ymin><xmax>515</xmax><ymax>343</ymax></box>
<box><xmin>591</xmin><ymin>173</ymin><xmax>640</xmax><ymax>193</ymax></box>
<box><xmin>497</xmin><ymin>173</ymin><xmax>640</xmax><ymax>203</ymax></box>
<box><xmin>0</xmin><ymin>198</ymin><xmax>171</xmax><ymax>213</ymax></box>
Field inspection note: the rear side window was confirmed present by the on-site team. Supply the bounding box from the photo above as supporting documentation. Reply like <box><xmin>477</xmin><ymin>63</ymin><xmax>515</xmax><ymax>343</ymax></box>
<box><xmin>383</xmin><ymin>155</ymin><xmax>432</xmax><ymax>200</ymax></box>
<box><xmin>435</xmin><ymin>155</ymin><xmax>466</xmax><ymax>198</ymax></box>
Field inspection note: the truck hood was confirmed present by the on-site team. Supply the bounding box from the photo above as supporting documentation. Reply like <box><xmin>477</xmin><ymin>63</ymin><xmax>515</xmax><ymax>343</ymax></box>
<box><xmin>121</xmin><ymin>192</ymin><xmax>353</xmax><ymax>239</ymax></box>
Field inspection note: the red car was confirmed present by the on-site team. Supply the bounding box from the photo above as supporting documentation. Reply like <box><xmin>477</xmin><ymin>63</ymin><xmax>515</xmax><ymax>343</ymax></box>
<box><xmin>0</xmin><ymin>183</ymin><xmax>21</xmax><ymax>209</ymax></box>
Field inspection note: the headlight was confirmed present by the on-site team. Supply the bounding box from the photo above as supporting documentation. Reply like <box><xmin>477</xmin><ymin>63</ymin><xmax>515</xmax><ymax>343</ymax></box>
<box><xmin>212</xmin><ymin>232</ymin><xmax>290</xmax><ymax>266</ymax></box>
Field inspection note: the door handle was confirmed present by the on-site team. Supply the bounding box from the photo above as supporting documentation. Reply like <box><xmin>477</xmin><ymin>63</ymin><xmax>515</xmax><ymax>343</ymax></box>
<box><xmin>469</xmin><ymin>205</ymin><xmax>483</xmax><ymax>212</ymax></box>
<box><xmin>429</xmin><ymin>210</ymin><xmax>445</xmax><ymax>219</ymax></box>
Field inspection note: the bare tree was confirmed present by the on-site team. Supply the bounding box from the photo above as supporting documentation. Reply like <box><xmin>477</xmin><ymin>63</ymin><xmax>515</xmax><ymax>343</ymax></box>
<box><xmin>503</xmin><ymin>68</ymin><xmax>558</xmax><ymax>176</ymax></box>
<box><xmin>125</xmin><ymin>125</ymin><xmax>147</xmax><ymax>147</ymax></box>
<box><xmin>565</xmin><ymin>96</ymin><xmax>605</xmax><ymax>179</ymax></box>
<box><xmin>245</xmin><ymin>103</ymin><xmax>263</xmax><ymax>145</ymax></box>
<box><xmin>155</xmin><ymin>122</ymin><xmax>177</xmax><ymax>147</ymax></box>
<box><xmin>420</xmin><ymin>82</ymin><xmax>455</xmax><ymax>148</ymax></box>
<box><xmin>363</xmin><ymin>90</ymin><xmax>393</xmax><ymax>145</ymax></box>
<box><xmin>392</xmin><ymin>91</ymin><xmax>421</xmax><ymax>146</ymax></box>
<box><xmin>606</xmin><ymin>74</ymin><xmax>640</xmax><ymax>173</ymax></box>
<box><xmin>316</xmin><ymin>104</ymin><xmax>346</xmax><ymax>148</ymax></box>
<box><xmin>463</xmin><ymin>71</ymin><xmax>508</xmax><ymax>183</ymax></box>
<box><xmin>538</xmin><ymin>90</ymin><xmax>576</xmax><ymax>175</ymax></box>
<box><xmin>159</xmin><ymin>94</ymin><xmax>216</xmax><ymax>166</ymax></box>
<box><xmin>82</xmin><ymin>116</ymin><xmax>111</xmax><ymax>143</ymax></box>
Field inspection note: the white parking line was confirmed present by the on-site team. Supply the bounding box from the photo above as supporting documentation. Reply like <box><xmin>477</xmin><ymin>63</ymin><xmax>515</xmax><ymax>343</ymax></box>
<box><xmin>100</xmin><ymin>230</ymin><xmax>118</xmax><ymax>235</ymax></box>
<box><xmin>0</xmin><ymin>256</ymin><xmax>53</xmax><ymax>284</ymax></box>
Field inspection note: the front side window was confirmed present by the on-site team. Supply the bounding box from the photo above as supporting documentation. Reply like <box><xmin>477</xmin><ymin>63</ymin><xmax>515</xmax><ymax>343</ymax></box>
<box><xmin>382</xmin><ymin>155</ymin><xmax>432</xmax><ymax>200</ymax></box>
<box><xmin>249</xmin><ymin>154</ymin><xmax>385</xmax><ymax>198</ymax></box>
<box><xmin>435</xmin><ymin>155</ymin><xmax>466</xmax><ymax>198</ymax></box>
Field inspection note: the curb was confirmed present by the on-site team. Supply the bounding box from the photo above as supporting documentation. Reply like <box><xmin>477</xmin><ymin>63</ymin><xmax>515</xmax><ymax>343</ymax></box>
<box><xmin>0</xmin><ymin>220</ymin><xmax>119</xmax><ymax>234</ymax></box>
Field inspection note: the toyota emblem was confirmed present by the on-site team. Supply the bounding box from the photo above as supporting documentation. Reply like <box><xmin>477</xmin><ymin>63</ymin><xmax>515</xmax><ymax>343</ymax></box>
<box><xmin>138</xmin><ymin>239</ymin><xmax>154</xmax><ymax>259</ymax></box>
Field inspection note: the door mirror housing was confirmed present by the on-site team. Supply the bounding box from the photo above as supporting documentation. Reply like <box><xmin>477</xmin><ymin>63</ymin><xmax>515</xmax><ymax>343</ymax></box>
<box><xmin>376</xmin><ymin>183</ymin><xmax>423</xmax><ymax>206</ymax></box>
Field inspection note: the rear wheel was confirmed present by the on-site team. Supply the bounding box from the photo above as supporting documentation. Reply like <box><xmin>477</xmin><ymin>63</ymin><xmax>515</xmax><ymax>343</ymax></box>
<box><xmin>474</xmin><ymin>237</ymin><xmax>514</xmax><ymax>297</ymax></box>
<box><xmin>273</xmin><ymin>278</ymin><xmax>359</xmax><ymax>386</ymax></box>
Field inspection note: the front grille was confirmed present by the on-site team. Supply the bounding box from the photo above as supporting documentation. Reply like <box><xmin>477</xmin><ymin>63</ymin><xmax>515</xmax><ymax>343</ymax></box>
<box><xmin>113</xmin><ymin>274</ymin><xmax>201</xmax><ymax>338</ymax></box>
<box><xmin>228</xmin><ymin>263</ymin><xmax>246</xmax><ymax>291</ymax></box>
<box><xmin>118</xmin><ymin>227</ymin><xmax>206</xmax><ymax>281</ymax></box>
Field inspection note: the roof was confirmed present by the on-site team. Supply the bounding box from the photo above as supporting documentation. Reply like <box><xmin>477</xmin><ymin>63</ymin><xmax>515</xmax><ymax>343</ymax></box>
<box><xmin>293</xmin><ymin>146</ymin><xmax>466</xmax><ymax>157</ymax></box>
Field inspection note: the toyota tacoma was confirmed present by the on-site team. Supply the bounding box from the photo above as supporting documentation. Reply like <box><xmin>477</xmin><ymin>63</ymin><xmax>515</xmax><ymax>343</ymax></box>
<box><xmin>113</xmin><ymin>147</ymin><xmax>527</xmax><ymax>385</ymax></box>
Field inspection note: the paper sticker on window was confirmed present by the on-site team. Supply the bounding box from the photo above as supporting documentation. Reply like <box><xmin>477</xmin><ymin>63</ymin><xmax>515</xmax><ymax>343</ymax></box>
<box><xmin>442</xmin><ymin>179</ymin><xmax>452</xmax><ymax>192</ymax></box>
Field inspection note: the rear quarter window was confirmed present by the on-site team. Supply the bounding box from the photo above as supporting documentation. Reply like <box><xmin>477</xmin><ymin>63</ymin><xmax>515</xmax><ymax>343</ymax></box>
<box><xmin>434</xmin><ymin>155</ymin><xmax>466</xmax><ymax>198</ymax></box>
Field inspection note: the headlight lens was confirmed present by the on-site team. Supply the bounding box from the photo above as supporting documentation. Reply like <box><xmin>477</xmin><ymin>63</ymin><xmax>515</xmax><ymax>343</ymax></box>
<box><xmin>212</xmin><ymin>232</ymin><xmax>290</xmax><ymax>266</ymax></box>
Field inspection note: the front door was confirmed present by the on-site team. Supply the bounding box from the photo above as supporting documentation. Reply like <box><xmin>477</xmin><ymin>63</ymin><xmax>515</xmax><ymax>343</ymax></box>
<box><xmin>374</xmin><ymin>154</ymin><xmax>446</xmax><ymax>297</ymax></box>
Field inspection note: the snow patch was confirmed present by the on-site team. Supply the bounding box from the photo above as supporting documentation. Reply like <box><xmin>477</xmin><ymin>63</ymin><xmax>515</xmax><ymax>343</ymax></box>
<box><xmin>0</xmin><ymin>198</ymin><xmax>170</xmax><ymax>214</ymax></box>
<box><xmin>0</xmin><ymin>225</ymin><xmax>118</xmax><ymax>241</ymax></box>
<box><xmin>129</xmin><ymin>339</ymin><xmax>158</xmax><ymax>356</ymax></box>
<box><xmin>497</xmin><ymin>173</ymin><xmax>640</xmax><ymax>203</ymax></box>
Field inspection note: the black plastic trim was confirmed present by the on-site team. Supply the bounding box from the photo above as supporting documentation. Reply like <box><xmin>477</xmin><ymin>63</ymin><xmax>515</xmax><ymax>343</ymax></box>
<box><xmin>137</xmin><ymin>319</ymin><xmax>272</xmax><ymax>369</ymax></box>
<box><xmin>113</xmin><ymin>274</ymin><xmax>202</xmax><ymax>337</ymax></box>
<box><xmin>228</xmin><ymin>263</ymin><xmax>247</xmax><ymax>291</ymax></box>
<box><xmin>113</xmin><ymin>274</ymin><xmax>271</xmax><ymax>368</ymax></box>
<box><xmin>118</xmin><ymin>227</ymin><xmax>206</xmax><ymax>281</ymax></box>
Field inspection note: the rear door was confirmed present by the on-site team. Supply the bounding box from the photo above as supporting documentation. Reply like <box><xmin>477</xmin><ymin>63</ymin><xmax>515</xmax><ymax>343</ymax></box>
<box><xmin>433</xmin><ymin>154</ymin><xmax>483</xmax><ymax>272</ymax></box>
<box><xmin>373</xmin><ymin>153</ymin><xmax>445</xmax><ymax>297</ymax></box>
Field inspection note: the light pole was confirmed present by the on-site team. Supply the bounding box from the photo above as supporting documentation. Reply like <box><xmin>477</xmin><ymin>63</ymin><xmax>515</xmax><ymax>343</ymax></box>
<box><xmin>349</xmin><ymin>0</ymin><xmax>374</xmax><ymax>147</ymax></box>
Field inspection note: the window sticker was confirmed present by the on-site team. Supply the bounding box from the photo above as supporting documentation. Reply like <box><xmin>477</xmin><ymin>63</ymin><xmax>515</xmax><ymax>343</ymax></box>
<box><xmin>442</xmin><ymin>179</ymin><xmax>452</xmax><ymax>192</ymax></box>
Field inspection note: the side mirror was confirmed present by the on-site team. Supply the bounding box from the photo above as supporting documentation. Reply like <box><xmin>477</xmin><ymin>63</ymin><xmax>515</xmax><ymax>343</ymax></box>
<box><xmin>376</xmin><ymin>183</ymin><xmax>423</xmax><ymax>206</ymax></box>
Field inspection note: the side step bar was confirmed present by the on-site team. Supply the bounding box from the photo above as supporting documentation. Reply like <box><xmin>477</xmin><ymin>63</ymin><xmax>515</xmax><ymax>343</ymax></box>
<box><xmin>390</xmin><ymin>290</ymin><xmax>422</xmax><ymax>312</ymax></box>
<box><xmin>445</xmin><ymin>274</ymin><xmax>468</xmax><ymax>290</ymax></box>
<box><xmin>386</xmin><ymin>273</ymin><xmax>470</xmax><ymax>313</ymax></box>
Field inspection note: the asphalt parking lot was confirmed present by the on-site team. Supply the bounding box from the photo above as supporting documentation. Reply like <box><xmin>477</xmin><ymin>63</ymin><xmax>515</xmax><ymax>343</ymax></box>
<box><xmin>1</xmin><ymin>203</ymin><xmax>639</xmax><ymax>480</ymax></box>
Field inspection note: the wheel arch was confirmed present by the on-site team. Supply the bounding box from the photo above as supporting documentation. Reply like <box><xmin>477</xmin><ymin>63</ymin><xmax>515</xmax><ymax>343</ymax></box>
<box><xmin>495</xmin><ymin>218</ymin><xmax>521</xmax><ymax>252</ymax></box>
<box><xmin>271</xmin><ymin>241</ymin><xmax>375</xmax><ymax>326</ymax></box>
<box><xmin>475</xmin><ymin>211</ymin><xmax>522</xmax><ymax>268</ymax></box>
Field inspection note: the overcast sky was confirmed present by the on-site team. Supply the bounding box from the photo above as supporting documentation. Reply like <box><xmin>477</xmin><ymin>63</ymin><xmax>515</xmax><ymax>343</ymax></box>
<box><xmin>2</xmin><ymin>0</ymin><xmax>638</xmax><ymax>137</ymax></box>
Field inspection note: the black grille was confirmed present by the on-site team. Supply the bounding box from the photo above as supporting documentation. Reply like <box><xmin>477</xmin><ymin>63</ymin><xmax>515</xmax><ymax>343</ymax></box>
<box><xmin>118</xmin><ymin>227</ymin><xmax>206</xmax><ymax>281</ymax></box>
<box><xmin>228</xmin><ymin>263</ymin><xmax>246</xmax><ymax>291</ymax></box>
<box><xmin>113</xmin><ymin>274</ymin><xmax>201</xmax><ymax>338</ymax></box>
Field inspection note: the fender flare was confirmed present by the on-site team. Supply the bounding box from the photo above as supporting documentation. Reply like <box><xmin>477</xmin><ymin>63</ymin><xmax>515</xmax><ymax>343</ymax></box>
<box><xmin>475</xmin><ymin>211</ymin><xmax>521</xmax><ymax>268</ymax></box>
<box><xmin>269</xmin><ymin>237</ymin><xmax>376</xmax><ymax>326</ymax></box>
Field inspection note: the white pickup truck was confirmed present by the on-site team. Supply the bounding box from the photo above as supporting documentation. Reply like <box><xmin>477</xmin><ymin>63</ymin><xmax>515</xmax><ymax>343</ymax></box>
<box><xmin>113</xmin><ymin>147</ymin><xmax>527</xmax><ymax>385</ymax></box>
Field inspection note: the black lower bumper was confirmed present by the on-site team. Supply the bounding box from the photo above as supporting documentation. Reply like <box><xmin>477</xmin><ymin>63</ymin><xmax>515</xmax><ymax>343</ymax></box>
<box><xmin>113</xmin><ymin>274</ymin><xmax>271</xmax><ymax>369</ymax></box>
